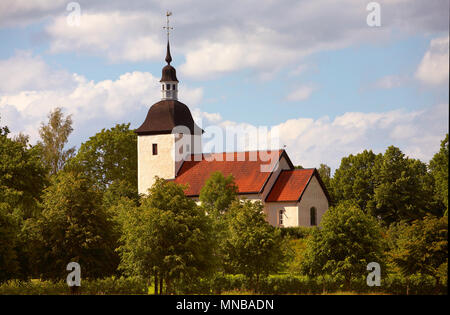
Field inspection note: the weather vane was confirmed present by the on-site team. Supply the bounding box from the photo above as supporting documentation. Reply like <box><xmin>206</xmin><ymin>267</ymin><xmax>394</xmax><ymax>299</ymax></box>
<box><xmin>163</xmin><ymin>11</ymin><xmax>173</xmax><ymax>42</ymax></box>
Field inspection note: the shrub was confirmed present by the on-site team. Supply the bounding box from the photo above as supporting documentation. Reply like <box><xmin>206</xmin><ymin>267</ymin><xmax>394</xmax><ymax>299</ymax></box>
<box><xmin>277</xmin><ymin>227</ymin><xmax>317</xmax><ymax>239</ymax></box>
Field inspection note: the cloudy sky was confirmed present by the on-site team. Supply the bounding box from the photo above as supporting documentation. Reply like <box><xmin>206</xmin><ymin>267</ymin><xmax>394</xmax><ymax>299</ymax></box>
<box><xmin>0</xmin><ymin>0</ymin><xmax>448</xmax><ymax>170</ymax></box>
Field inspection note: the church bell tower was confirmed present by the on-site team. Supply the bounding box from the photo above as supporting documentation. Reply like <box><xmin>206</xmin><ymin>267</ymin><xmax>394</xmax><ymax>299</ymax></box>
<box><xmin>135</xmin><ymin>12</ymin><xmax>203</xmax><ymax>194</ymax></box>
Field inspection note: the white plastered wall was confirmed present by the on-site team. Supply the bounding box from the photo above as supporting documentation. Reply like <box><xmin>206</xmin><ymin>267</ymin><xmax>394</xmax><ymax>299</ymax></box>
<box><xmin>138</xmin><ymin>134</ymin><xmax>176</xmax><ymax>194</ymax></box>
<box><xmin>297</xmin><ymin>175</ymin><xmax>329</xmax><ymax>226</ymax></box>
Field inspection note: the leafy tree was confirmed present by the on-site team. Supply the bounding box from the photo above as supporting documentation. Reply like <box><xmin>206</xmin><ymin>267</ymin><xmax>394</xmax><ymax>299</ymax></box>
<box><xmin>224</xmin><ymin>200</ymin><xmax>287</xmax><ymax>291</ymax></box>
<box><xmin>331</xmin><ymin>150</ymin><xmax>381</xmax><ymax>211</ymax></box>
<box><xmin>37</xmin><ymin>107</ymin><xmax>75</xmax><ymax>175</ymax></box>
<box><xmin>69</xmin><ymin>123</ymin><xmax>137</xmax><ymax>191</ymax></box>
<box><xmin>0</xmin><ymin>203</ymin><xmax>19</xmax><ymax>282</ymax></box>
<box><xmin>102</xmin><ymin>179</ymin><xmax>139</xmax><ymax>212</ymax></box>
<box><xmin>317</xmin><ymin>163</ymin><xmax>332</xmax><ymax>195</ymax></box>
<box><xmin>373</xmin><ymin>146</ymin><xmax>433</xmax><ymax>224</ymax></box>
<box><xmin>429</xmin><ymin>134</ymin><xmax>448</xmax><ymax>215</ymax></box>
<box><xmin>38</xmin><ymin>171</ymin><xmax>118</xmax><ymax>280</ymax></box>
<box><xmin>199</xmin><ymin>171</ymin><xmax>238</xmax><ymax>216</ymax></box>
<box><xmin>285</xmin><ymin>238</ymin><xmax>308</xmax><ymax>275</ymax></box>
<box><xmin>0</xmin><ymin>125</ymin><xmax>47</xmax><ymax>219</ymax></box>
<box><xmin>199</xmin><ymin>172</ymin><xmax>238</xmax><ymax>274</ymax></box>
<box><xmin>388</xmin><ymin>215</ymin><xmax>448</xmax><ymax>292</ymax></box>
<box><xmin>118</xmin><ymin>178</ymin><xmax>216</xmax><ymax>294</ymax></box>
<box><xmin>0</xmin><ymin>122</ymin><xmax>47</xmax><ymax>280</ymax></box>
<box><xmin>301</xmin><ymin>201</ymin><xmax>385</xmax><ymax>290</ymax></box>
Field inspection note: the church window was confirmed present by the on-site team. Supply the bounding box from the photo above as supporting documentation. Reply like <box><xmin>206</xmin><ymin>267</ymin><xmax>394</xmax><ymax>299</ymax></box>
<box><xmin>166</xmin><ymin>84</ymin><xmax>171</xmax><ymax>90</ymax></box>
<box><xmin>279</xmin><ymin>209</ymin><xmax>284</xmax><ymax>226</ymax></box>
<box><xmin>152</xmin><ymin>143</ymin><xmax>158</xmax><ymax>155</ymax></box>
<box><xmin>172</xmin><ymin>84</ymin><xmax>176</xmax><ymax>90</ymax></box>
<box><xmin>310</xmin><ymin>207</ymin><xmax>317</xmax><ymax>226</ymax></box>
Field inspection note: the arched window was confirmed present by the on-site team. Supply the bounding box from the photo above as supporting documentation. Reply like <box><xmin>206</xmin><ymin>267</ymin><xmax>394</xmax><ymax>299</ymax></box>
<box><xmin>279</xmin><ymin>209</ymin><xmax>284</xmax><ymax>226</ymax></box>
<box><xmin>166</xmin><ymin>84</ymin><xmax>171</xmax><ymax>90</ymax></box>
<box><xmin>310</xmin><ymin>207</ymin><xmax>317</xmax><ymax>226</ymax></box>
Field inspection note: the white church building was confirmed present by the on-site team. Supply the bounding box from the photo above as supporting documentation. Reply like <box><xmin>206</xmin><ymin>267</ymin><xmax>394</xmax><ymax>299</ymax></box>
<box><xmin>135</xmin><ymin>39</ymin><xmax>330</xmax><ymax>228</ymax></box>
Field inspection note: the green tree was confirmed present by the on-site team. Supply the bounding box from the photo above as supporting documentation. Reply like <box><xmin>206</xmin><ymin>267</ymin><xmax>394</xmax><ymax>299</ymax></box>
<box><xmin>331</xmin><ymin>150</ymin><xmax>381</xmax><ymax>211</ymax></box>
<box><xmin>388</xmin><ymin>215</ymin><xmax>448</xmax><ymax>292</ymax></box>
<box><xmin>37</xmin><ymin>107</ymin><xmax>75</xmax><ymax>175</ymax></box>
<box><xmin>0</xmin><ymin>125</ymin><xmax>47</xmax><ymax>219</ymax></box>
<box><xmin>373</xmin><ymin>146</ymin><xmax>433</xmax><ymax>224</ymax></box>
<box><xmin>199</xmin><ymin>171</ymin><xmax>238</xmax><ymax>216</ymax></box>
<box><xmin>69</xmin><ymin>123</ymin><xmax>137</xmax><ymax>191</ymax></box>
<box><xmin>301</xmin><ymin>201</ymin><xmax>384</xmax><ymax>290</ymax></box>
<box><xmin>224</xmin><ymin>200</ymin><xmax>287</xmax><ymax>291</ymax></box>
<box><xmin>199</xmin><ymin>172</ymin><xmax>238</xmax><ymax>274</ymax></box>
<box><xmin>0</xmin><ymin>122</ymin><xmax>47</xmax><ymax>280</ymax></box>
<box><xmin>317</xmin><ymin>163</ymin><xmax>332</xmax><ymax>194</ymax></box>
<box><xmin>118</xmin><ymin>178</ymin><xmax>216</xmax><ymax>294</ymax></box>
<box><xmin>0</xmin><ymin>203</ymin><xmax>19</xmax><ymax>282</ymax></box>
<box><xmin>38</xmin><ymin>171</ymin><xmax>118</xmax><ymax>280</ymax></box>
<box><xmin>429</xmin><ymin>134</ymin><xmax>448</xmax><ymax>215</ymax></box>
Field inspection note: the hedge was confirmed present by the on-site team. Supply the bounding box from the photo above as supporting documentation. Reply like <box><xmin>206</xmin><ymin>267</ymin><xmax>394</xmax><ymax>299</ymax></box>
<box><xmin>0</xmin><ymin>276</ymin><xmax>147</xmax><ymax>295</ymax></box>
<box><xmin>0</xmin><ymin>274</ymin><xmax>446</xmax><ymax>295</ymax></box>
<box><xmin>277</xmin><ymin>226</ymin><xmax>317</xmax><ymax>239</ymax></box>
<box><xmin>180</xmin><ymin>273</ymin><xmax>447</xmax><ymax>295</ymax></box>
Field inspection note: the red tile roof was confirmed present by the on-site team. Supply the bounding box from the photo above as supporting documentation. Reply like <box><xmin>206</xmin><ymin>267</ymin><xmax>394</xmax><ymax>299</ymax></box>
<box><xmin>173</xmin><ymin>150</ymin><xmax>285</xmax><ymax>196</ymax></box>
<box><xmin>265</xmin><ymin>169</ymin><xmax>315</xmax><ymax>202</ymax></box>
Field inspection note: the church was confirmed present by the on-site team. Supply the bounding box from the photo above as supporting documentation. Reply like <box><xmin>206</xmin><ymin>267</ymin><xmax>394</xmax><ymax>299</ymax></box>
<box><xmin>135</xmin><ymin>38</ymin><xmax>330</xmax><ymax>228</ymax></box>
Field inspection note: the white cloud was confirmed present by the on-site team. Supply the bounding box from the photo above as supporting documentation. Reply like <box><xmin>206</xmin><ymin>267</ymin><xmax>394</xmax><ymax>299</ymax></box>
<box><xmin>46</xmin><ymin>12</ymin><xmax>164</xmax><ymax>62</ymax></box>
<box><xmin>286</xmin><ymin>85</ymin><xmax>316</xmax><ymax>101</ymax></box>
<box><xmin>0</xmin><ymin>51</ymin><xmax>76</xmax><ymax>93</ymax></box>
<box><xmin>415</xmin><ymin>36</ymin><xmax>449</xmax><ymax>85</ymax></box>
<box><xmin>0</xmin><ymin>52</ymin><xmax>203</xmax><ymax>144</ymax></box>
<box><xmin>373</xmin><ymin>75</ymin><xmax>409</xmax><ymax>89</ymax></box>
<box><xmin>0</xmin><ymin>0</ymin><xmax>65</xmax><ymax>27</ymax></box>
<box><xmin>197</xmin><ymin>103</ymin><xmax>448</xmax><ymax>170</ymax></box>
<box><xmin>30</xmin><ymin>0</ymin><xmax>448</xmax><ymax>79</ymax></box>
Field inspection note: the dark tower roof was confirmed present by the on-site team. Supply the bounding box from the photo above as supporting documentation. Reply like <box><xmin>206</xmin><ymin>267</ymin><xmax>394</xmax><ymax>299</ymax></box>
<box><xmin>135</xmin><ymin>100</ymin><xmax>203</xmax><ymax>136</ymax></box>
<box><xmin>160</xmin><ymin>41</ymin><xmax>178</xmax><ymax>82</ymax></box>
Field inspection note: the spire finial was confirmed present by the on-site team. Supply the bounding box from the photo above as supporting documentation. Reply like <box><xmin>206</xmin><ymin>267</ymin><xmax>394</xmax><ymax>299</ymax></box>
<box><xmin>163</xmin><ymin>11</ymin><xmax>173</xmax><ymax>64</ymax></box>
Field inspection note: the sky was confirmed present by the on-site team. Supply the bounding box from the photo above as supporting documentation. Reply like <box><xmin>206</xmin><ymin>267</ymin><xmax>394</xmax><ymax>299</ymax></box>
<box><xmin>0</xmin><ymin>0</ymin><xmax>448</xmax><ymax>171</ymax></box>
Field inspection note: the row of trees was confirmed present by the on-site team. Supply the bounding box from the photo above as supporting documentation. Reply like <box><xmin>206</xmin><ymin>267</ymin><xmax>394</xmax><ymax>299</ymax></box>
<box><xmin>0</xmin><ymin>109</ymin><xmax>287</xmax><ymax>292</ymax></box>
<box><xmin>0</xmin><ymin>107</ymin><xmax>448</xmax><ymax>293</ymax></box>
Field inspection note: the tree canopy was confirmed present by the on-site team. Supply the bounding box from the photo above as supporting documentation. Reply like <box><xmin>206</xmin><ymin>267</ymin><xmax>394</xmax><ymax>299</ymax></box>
<box><xmin>429</xmin><ymin>134</ymin><xmax>448</xmax><ymax>215</ymax></box>
<box><xmin>37</xmin><ymin>107</ymin><xmax>75</xmax><ymax>176</ymax></box>
<box><xmin>301</xmin><ymin>201</ymin><xmax>385</xmax><ymax>289</ymax></box>
<box><xmin>118</xmin><ymin>178</ymin><xmax>216</xmax><ymax>294</ymax></box>
<box><xmin>69</xmin><ymin>123</ymin><xmax>137</xmax><ymax>191</ymax></box>
<box><xmin>38</xmin><ymin>171</ymin><xmax>118</xmax><ymax>280</ymax></box>
<box><xmin>224</xmin><ymin>200</ymin><xmax>287</xmax><ymax>290</ymax></box>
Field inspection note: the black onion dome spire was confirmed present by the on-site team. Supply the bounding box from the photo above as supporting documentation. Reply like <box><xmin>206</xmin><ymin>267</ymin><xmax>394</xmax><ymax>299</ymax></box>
<box><xmin>165</xmin><ymin>41</ymin><xmax>172</xmax><ymax>64</ymax></box>
<box><xmin>160</xmin><ymin>41</ymin><xmax>178</xmax><ymax>82</ymax></box>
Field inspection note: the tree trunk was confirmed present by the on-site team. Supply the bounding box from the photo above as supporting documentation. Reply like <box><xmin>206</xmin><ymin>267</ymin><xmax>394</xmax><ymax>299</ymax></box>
<box><xmin>435</xmin><ymin>276</ymin><xmax>441</xmax><ymax>295</ymax></box>
<box><xmin>159</xmin><ymin>276</ymin><xmax>163</xmax><ymax>295</ymax></box>
<box><xmin>154</xmin><ymin>272</ymin><xmax>158</xmax><ymax>295</ymax></box>
<box><xmin>255</xmin><ymin>274</ymin><xmax>260</xmax><ymax>294</ymax></box>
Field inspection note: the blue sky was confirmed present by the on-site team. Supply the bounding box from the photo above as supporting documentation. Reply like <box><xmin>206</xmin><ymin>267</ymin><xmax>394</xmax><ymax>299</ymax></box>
<box><xmin>0</xmin><ymin>0</ymin><xmax>448</xmax><ymax>170</ymax></box>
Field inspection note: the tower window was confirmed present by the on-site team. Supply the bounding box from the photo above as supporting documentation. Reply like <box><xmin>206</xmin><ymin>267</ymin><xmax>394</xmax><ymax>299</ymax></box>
<box><xmin>310</xmin><ymin>207</ymin><xmax>317</xmax><ymax>226</ymax></box>
<box><xmin>172</xmin><ymin>84</ymin><xmax>176</xmax><ymax>90</ymax></box>
<box><xmin>279</xmin><ymin>209</ymin><xmax>284</xmax><ymax>226</ymax></box>
<box><xmin>166</xmin><ymin>84</ymin><xmax>171</xmax><ymax>90</ymax></box>
<box><xmin>152</xmin><ymin>143</ymin><xmax>158</xmax><ymax>155</ymax></box>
